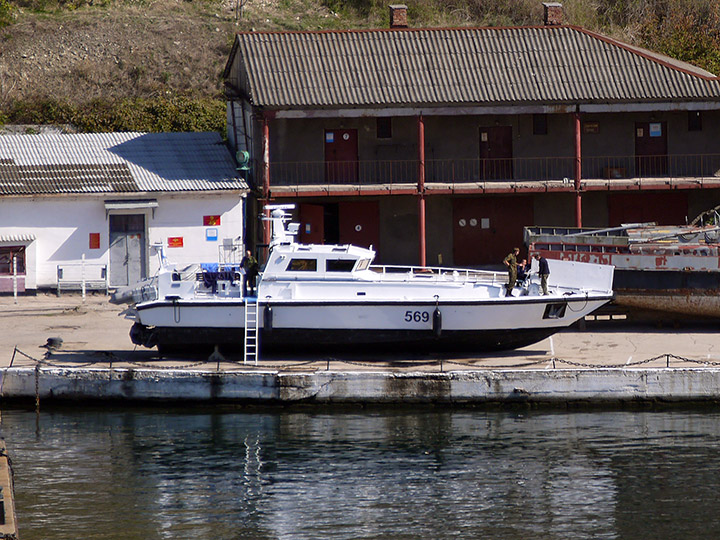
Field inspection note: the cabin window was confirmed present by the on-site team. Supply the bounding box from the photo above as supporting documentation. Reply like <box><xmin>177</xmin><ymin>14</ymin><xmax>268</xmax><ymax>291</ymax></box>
<box><xmin>326</xmin><ymin>259</ymin><xmax>355</xmax><ymax>272</ymax></box>
<box><xmin>356</xmin><ymin>259</ymin><xmax>371</xmax><ymax>271</ymax></box>
<box><xmin>0</xmin><ymin>246</ymin><xmax>25</xmax><ymax>274</ymax></box>
<box><xmin>287</xmin><ymin>258</ymin><xmax>317</xmax><ymax>272</ymax></box>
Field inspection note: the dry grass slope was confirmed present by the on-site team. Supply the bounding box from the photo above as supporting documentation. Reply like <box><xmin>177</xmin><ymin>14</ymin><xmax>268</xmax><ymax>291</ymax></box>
<box><xmin>1</xmin><ymin>0</ymin><xmax>719</xmax><ymax>132</ymax></box>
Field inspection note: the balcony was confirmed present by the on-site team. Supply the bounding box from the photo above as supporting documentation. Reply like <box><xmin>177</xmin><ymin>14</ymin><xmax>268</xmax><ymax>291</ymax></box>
<box><xmin>265</xmin><ymin>154</ymin><xmax>720</xmax><ymax>195</ymax></box>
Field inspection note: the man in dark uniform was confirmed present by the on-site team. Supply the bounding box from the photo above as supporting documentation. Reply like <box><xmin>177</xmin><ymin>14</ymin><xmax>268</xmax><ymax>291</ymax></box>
<box><xmin>240</xmin><ymin>249</ymin><xmax>259</xmax><ymax>297</ymax></box>
<box><xmin>533</xmin><ymin>253</ymin><xmax>550</xmax><ymax>295</ymax></box>
<box><xmin>503</xmin><ymin>247</ymin><xmax>520</xmax><ymax>295</ymax></box>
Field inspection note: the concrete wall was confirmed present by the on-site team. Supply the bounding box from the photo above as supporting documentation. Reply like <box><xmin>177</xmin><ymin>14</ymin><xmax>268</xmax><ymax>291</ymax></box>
<box><xmin>7</xmin><ymin>366</ymin><xmax>720</xmax><ymax>404</ymax></box>
<box><xmin>688</xmin><ymin>188</ymin><xmax>720</xmax><ymax>222</ymax></box>
<box><xmin>533</xmin><ymin>193</ymin><xmax>577</xmax><ymax>227</ymax></box>
<box><xmin>270</xmin><ymin>192</ymin><xmax>621</xmax><ymax>267</ymax></box>
<box><xmin>263</xmin><ymin>111</ymin><xmax>720</xmax><ymax>170</ymax></box>
<box><xmin>378</xmin><ymin>196</ymin><xmax>417</xmax><ymax>264</ymax></box>
<box><xmin>0</xmin><ymin>193</ymin><xmax>245</xmax><ymax>290</ymax></box>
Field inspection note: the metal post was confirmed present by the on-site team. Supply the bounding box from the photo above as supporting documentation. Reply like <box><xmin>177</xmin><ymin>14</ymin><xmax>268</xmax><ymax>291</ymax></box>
<box><xmin>81</xmin><ymin>253</ymin><xmax>86</xmax><ymax>303</ymax></box>
<box><xmin>574</xmin><ymin>111</ymin><xmax>583</xmax><ymax>228</ymax></box>
<box><xmin>262</xmin><ymin>114</ymin><xmax>272</xmax><ymax>256</ymax></box>
<box><xmin>418</xmin><ymin>114</ymin><xmax>427</xmax><ymax>267</ymax></box>
<box><xmin>11</xmin><ymin>255</ymin><xmax>17</xmax><ymax>305</ymax></box>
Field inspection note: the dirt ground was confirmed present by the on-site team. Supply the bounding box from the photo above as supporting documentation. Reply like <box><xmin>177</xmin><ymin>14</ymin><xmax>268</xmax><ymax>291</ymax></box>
<box><xmin>2</xmin><ymin>292</ymin><xmax>720</xmax><ymax>372</ymax></box>
<box><xmin>0</xmin><ymin>0</ymin><xmax>336</xmax><ymax>110</ymax></box>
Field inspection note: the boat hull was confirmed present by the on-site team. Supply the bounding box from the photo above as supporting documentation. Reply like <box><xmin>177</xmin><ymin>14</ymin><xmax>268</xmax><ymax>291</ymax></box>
<box><xmin>607</xmin><ymin>269</ymin><xmax>720</xmax><ymax>317</ymax></box>
<box><xmin>132</xmin><ymin>295</ymin><xmax>611</xmax><ymax>353</ymax></box>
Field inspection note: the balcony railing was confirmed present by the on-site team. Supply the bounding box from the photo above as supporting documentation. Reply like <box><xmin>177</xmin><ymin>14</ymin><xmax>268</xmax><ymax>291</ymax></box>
<box><xmin>267</xmin><ymin>154</ymin><xmax>720</xmax><ymax>188</ymax></box>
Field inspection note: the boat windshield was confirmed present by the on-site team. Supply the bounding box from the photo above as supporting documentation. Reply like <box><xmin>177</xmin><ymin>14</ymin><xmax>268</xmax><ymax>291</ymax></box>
<box><xmin>326</xmin><ymin>260</ymin><xmax>356</xmax><ymax>272</ymax></box>
<box><xmin>287</xmin><ymin>258</ymin><xmax>317</xmax><ymax>272</ymax></box>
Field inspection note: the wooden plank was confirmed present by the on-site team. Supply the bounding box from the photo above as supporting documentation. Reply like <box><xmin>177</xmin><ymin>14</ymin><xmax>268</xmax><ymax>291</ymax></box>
<box><xmin>0</xmin><ymin>439</ymin><xmax>18</xmax><ymax>539</ymax></box>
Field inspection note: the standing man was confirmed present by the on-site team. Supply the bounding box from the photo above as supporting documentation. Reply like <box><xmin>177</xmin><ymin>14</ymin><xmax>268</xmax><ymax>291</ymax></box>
<box><xmin>240</xmin><ymin>249</ymin><xmax>259</xmax><ymax>297</ymax></box>
<box><xmin>503</xmin><ymin>247</ymin><xmax>520</xmax><ymax>295</ymax></box>
<box><xmin>534</xmin><ymin>253</ymin><xmax>550</xmax><ymax>295</ymax></box>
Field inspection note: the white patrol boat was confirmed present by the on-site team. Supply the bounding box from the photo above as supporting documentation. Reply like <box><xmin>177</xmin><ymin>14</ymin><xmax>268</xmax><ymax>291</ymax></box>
<box><xmin>113</xmin><ymin>206</ymin><xmax>614</xmax><ymax>355</ymax></box>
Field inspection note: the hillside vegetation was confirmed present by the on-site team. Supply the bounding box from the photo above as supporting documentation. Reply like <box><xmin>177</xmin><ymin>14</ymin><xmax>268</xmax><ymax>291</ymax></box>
<box><xmin>1</xmin><ymin>0</ymin><xmax>719</xmax><ymax>133</ymax></box>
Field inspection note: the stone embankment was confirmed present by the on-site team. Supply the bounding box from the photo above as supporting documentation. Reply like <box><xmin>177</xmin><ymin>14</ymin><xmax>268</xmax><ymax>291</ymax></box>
<box><xmin>2</xmin><ymin>294</ymin><xmax>720</xmax><ymax>405</ymax></box>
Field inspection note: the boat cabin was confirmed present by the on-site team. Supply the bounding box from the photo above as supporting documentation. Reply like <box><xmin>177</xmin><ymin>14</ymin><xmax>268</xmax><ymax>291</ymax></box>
<box><xmin>262</xmin><ymin>243</ymin><xmax>375</xmax><ymax>281</ymax></box>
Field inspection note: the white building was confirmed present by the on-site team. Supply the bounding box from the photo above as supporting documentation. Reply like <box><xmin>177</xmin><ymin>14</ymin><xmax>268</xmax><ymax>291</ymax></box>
<box><xmin>0</xmin><ymin>132</ymin><xmax>249</xmax><ymax>293</ymax></box>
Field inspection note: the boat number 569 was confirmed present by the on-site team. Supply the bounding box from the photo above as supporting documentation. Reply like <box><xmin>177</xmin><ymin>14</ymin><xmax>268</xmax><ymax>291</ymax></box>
<box><xmin>404</xmin><ymin>310</ymin><xmax>429</xmax><ymax>323</ymax></box>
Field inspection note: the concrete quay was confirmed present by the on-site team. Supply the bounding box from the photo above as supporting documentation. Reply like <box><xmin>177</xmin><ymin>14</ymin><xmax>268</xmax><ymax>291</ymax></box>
<box><xmin>2</xmin><ymin>294</ymin><xmax>720</xmax><ymax>405</ymax></box>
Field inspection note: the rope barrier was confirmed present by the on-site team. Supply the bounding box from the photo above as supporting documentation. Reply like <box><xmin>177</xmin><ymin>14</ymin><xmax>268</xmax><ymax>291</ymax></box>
<box><xmin>8</xmin><ymin>348</ymin><xmax>720</xmax><ymax>373</ymax></box>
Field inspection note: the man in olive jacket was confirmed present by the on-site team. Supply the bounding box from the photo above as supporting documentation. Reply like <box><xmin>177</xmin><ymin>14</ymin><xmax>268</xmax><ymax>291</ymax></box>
<box><xmin>241</xmin><ymin>250</ymin><xmax>259</xmax><ymax>297</ymax></box>
<box><xmin>503</xmin><ymin>247</ymin><xmax>520</xmax><ymax>295</ymax></box>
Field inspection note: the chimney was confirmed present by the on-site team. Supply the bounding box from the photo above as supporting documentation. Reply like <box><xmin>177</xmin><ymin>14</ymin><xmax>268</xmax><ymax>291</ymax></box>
<box><xmin>543</xmin><ymin>2</ymin><xmax>563</xmax><ymax>26</ymax></box>
<box><xmin>389</xmin><ymin>4</ymin><xmax>408</xmax><ymax>29</ymax></box>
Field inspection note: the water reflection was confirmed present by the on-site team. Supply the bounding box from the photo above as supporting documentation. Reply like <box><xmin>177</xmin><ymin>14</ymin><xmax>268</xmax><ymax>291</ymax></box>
<box><xmin>2</xmin><ymin>408</ymin><xmax>720</xmax><ymax>539</ymax></box>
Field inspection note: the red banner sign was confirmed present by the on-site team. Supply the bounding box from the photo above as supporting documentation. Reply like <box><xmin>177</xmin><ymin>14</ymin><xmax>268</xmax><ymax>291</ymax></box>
<box><xmin>167</xmin><ymin>237</ymin><xmax>184</xmax><ymax>248</ymax></box>
<box><xmin>89</xmin><ymin>233</ymin><xmax>100</xmax><ymax>249</ymax></box>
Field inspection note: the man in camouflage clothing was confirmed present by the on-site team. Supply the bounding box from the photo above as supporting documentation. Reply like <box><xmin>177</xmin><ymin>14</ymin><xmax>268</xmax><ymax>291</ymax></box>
<box><xmin>503</xmin><ymin>247</ymin><xmax>520</xmax><ymax>295</ymax></box>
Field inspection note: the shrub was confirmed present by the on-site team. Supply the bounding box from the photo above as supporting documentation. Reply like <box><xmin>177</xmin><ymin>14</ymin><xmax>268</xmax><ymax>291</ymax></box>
<box><xmin>0</xmin><ymin>0</ymin><xmax>14</xmax><ymax>28</ymax></box>
<box><xmin>639</xmin><ymin>1</ymin><xmax>720</xmax><ymax>75</ymax></box>
<box><xmin>4</xmin><ymin>96</ymin><xmax>226</xmax><ymax>133</ymax></box>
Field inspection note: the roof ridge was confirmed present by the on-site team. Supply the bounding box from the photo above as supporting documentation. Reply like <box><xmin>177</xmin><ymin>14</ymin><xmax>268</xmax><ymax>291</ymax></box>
<box><xmin>234</xmin><ymin>24</ymin><xmax>581</xmax><ymax>36</ymax></box>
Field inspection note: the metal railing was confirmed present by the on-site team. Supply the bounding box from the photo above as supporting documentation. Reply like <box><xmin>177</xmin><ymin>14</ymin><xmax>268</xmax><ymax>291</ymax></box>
<box><xmin>57</xmin><ymin>260</ymin><xmax>109</xmax><ymax>299</ymax></box>
<box><xmin>369</xmin><ymin>264</ymin><xmax>502</xmax><ymax>286</ymax></box>
<box><xmin>266</xmin><ymin>153</ymin><xmax>720</xmax><ymax>188</ymax></box>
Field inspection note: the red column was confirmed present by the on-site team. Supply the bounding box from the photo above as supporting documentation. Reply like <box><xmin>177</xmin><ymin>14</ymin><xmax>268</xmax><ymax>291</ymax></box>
<box><xmin>262</xmin><ymin>114</ymin><xmax>272</xmax><ymax>250</ymax></box>
<box><xmin>418</xmin><ymin>115</ymin><xmax>427</xmax><ymax>267</ymax></box>
<box><xmin>574</xmin><ymin>111</ymin><xmax>582</xmax><ymax>228</ymax></box>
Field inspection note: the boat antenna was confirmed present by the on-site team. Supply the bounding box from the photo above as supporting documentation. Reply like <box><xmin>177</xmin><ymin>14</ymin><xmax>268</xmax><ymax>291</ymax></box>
<box><xmin>264</xmin><ymin>204</ymin><xmax>297</xmax><ymax>246</ymax></box>
<box><xmin>150</xmin><ymin>242</ymin><xmax>168</xmax><ymax>268</ymax></box>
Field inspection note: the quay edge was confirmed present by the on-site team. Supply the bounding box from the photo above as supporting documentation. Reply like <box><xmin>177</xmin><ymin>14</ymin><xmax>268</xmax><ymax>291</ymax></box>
<box><xmin>2</xmin><ymin>367</ymin><xmax>720</xmax><ymax>405</ymax></box>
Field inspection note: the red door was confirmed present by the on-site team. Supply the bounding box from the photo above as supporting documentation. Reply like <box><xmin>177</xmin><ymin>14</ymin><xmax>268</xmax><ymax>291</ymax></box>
<box><xmin>479</xmin><ymin>126</ymin><xmax>513</xmax><ymax>180</ymax></box>
<box><xmin>608</xmin><ymin>192</ymin><xmax>687</xmax><ymax>226</ymax></box>
<box><xmin>339</xmin><ymin>201</ymin><xmax>379</xmax><ymax>251</ymax></box>
<box><xmin>635</xmin><ymin>122</ymin><xmax>668</xmax><ymax>177</ymax></box>
<box><xmin>325</xmin><ymin>129</ymin><xmax>358</xmax><ymax>183</ymax></box>
<box><xmin>299</xmin><ymin>204</ymin><xmax>325</xmax><ymax>244</ymax></box>
<box><xmin>453</xmin><ymin>196</ymin><xmax>533</xmax><ymax>266</ymax></box>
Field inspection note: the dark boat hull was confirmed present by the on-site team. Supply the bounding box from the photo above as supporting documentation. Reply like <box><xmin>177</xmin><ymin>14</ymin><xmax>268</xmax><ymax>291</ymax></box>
<box><xmin>612</xmin><ymin>269</ymin><xmax>720</xmax><ymax>318</ymax></box>
<box><xmin>138</xmin><ymin>324</ymin><xmax>562</xmax><ymax>354</ymax></box>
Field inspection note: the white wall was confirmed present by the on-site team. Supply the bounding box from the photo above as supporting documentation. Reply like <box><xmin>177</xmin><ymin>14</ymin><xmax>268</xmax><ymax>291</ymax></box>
<box><xmin>146</xmin><ymin>193</ymin><xmax>246</xmax><ymax>272</ymax></box>
<box><xmin>0</xmin><ymin>193</ymin><xmax>245</xmax><ymax>290</ymax></box>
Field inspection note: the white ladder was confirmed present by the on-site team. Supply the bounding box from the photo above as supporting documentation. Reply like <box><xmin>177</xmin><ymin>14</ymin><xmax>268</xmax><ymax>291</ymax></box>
<box><xmin>243</xmin><ymin>298</ymin><xmax>259</xmax><ymax>365</ymax></box>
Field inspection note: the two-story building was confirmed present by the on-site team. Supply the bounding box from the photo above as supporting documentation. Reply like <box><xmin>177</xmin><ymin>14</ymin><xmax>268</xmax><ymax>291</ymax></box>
<box><xmin>224</xmin><ymin>3</ymin><xmax>720</xmax><ymax>266</ymax></box>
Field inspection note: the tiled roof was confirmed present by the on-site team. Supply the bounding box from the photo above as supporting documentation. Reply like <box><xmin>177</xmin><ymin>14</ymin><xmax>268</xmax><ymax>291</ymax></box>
<box><xmin>225</xmin><ymin>26</ymin><xmax>720</xmax><ymax>108</ymax></box>
<box><xmin>0</xmin><ymin>132</ymin><xmax>248</xmax><ymax>195</ymax></box>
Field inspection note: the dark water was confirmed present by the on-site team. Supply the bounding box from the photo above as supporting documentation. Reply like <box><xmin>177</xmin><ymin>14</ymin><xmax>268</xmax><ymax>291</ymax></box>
<box><xmin>3</xmin><ymin>406</ymin><xmax>720</xmax><ymax>539</ymax></box>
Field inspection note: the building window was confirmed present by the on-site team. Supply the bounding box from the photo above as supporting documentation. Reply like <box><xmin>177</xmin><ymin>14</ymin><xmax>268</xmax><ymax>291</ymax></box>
<box><xmin>377</xmin><ymin>117</ymin><xmax>392</xmax><ymax>139</ymax></box>
<box><xmin>533</xmin><ymin>114</ymin><xmax>548</xmax><ymax>135</ymax></box>
<box><xmin>688</xmin><ymin>111</ymin><xmax>702</xmax><ymax>131</ymax></box>
<box><xmin>0</xmin><ymin>246</ymin><xmax>26</xmax><ymax>275</ymax></box>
